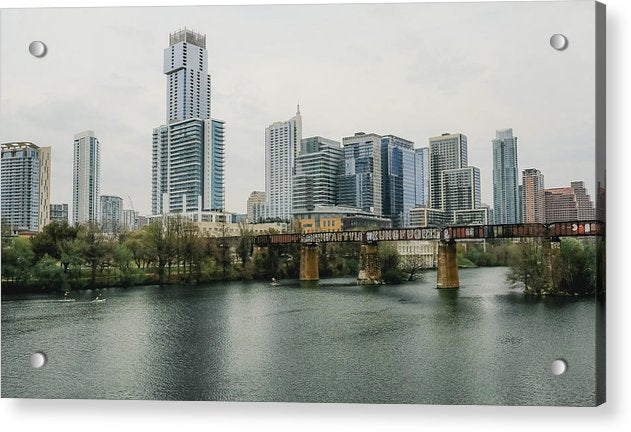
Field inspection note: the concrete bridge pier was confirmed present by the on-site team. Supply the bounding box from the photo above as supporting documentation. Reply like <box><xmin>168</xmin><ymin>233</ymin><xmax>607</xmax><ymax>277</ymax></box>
<box><xmin>299</xmin><ymin>243</ymin><xmax>319</xmax><ymax>281</ymax></box>
<box><xmin>437</xmin><ymin>240</ymin><xmax>459</xmax><ymax>289</ymax></box>
<box><xmin>357</xmin><ymin>242</ymin><xmax>381</xmax><ymax>285</ymax></box>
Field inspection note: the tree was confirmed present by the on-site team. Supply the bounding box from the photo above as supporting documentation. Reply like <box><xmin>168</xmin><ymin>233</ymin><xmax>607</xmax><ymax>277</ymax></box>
<box><xmin>1</xmin><ymin>236</ymin><xmax>34</xmax><ymax>285</ymax></box>
<box><xmin>78</xmin><ymin>223</ymin><xmax>110</xmax><ymax>288</ymax></box>
<box><xmin>558</xmin><ymin>238</ymin><xmax>596</xmax><ymax>295</ymax></box>
<box><xmin>507</xmin><ymin>241</ymin><xmax>550</xmax><ymax>295</ymax></box>
<box><xmin>379</xmin><ymin>243</ymin><xmax>404</xmax><ymax>284</ymax></box>
<box><xmin>236</xmin><ymin>221</ymin><xmax>253</xmax><ymax>266</ymax></box>
<box><xmin>400</xmin><ymin>254</ymin><xmax>426</xmax><ymax>282</ymax></box>
<box><xmin>34</xmin><ymin>254</ymin><xmax>68</xmax><ymax>291</ymax></box>
<box><xmin>31</xmin><ymin>221</ymin><xmax>78</xmax><ymax>261</ymax></box>
<box><xmin>142</xmin><ymin>219</ymin><xmax>176</xmax><ymax>284</ymax></box>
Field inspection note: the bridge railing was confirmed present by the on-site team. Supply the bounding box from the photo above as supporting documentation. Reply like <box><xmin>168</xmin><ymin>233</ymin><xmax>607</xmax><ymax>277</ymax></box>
<box><xmin>252</xmin><ymin>221</ymin><xmax>604</xmax><ymax>246</ymax></box>
<box><xmin>444</xmin><ymin>220</ymin><xmax>604</xmax><ymax>240</ymax></box>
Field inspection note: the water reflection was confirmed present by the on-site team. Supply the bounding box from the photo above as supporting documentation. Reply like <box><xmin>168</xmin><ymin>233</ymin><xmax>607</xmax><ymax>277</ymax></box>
<box><xmin>1</xmin><ymin>267</ymin><xmax>597</xmax><ymax>405</ymax></box>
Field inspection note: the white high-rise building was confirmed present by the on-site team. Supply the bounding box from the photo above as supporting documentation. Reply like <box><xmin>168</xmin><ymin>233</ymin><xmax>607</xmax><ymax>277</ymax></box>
<box><xmin>1</xmin><ymin>142</ymin><xmax>51</xmax><ymax>232</ymax></box>
<box><xmin>164</xmin><ymin>28</ymin><xmax>211</xmax><ymax>123</ymax></box>
<box><xmin>152</xmin><ymin>29</ymin><xmax>225</xmax><ymax>216</ymax></box>
<box><xmin>262</xmin><ymin>107</ymin><xmax>302</xmax><ymax>221</ymax></box>
<box><xmin>73</xmin><ymin>130</ymin><xmax>100</xmax><ymax>225</ymax></box>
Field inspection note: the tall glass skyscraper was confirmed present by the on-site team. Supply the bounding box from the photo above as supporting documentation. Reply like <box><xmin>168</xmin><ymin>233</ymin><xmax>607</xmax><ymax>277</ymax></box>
<box><xmin>381</xmin><ymin>135</ymin><xmax>415</xmax><ymax>227</ymax></box>
<box><xmin>1</xmin><ymin>142</ymin><xmax>51</xmax><ymax>232</ymax></box>
<box><xmin>261</xmin><ymin>107</ymin><xmax>302</xmax><ymax>221</ymax></box>
<box><xmin>492</xmin><ymin>128</ymin><xmax>520</xmax><ymax>224</ymax></box>
<box><xmin>73</xmin><ymin>131</ymin><xmax>100</xmax><ymax>225</ymax></box>
<box><xmin>414</xmin><ymin>147</ymin><xmax>429</xmax><ymax>208</ymax></box>
<box><xmin>152</xmin><ymin>29</ymin><xmax>225</xmax><ymax>215</ymax></box>
<box><xmin>292</xmin><ymin>136</ymin><xmax>342</xmax><ymax>213</ymax></box>
<box><xmin>338</xmin><ymin>132</ymin><xmax>382</xmax><ymax>215</ymax></box>
<box><xmin>429</xmin><ymin>133</ymin><xmax>467</xmax><ymax>211</ymax></box>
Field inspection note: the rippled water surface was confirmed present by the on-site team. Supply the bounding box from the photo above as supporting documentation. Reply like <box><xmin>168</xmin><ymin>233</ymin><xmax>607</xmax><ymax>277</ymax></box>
<box><xmin>2</xmin><ymin>267</ymin><xmax>597</xmax><ymax>405</ymax></box>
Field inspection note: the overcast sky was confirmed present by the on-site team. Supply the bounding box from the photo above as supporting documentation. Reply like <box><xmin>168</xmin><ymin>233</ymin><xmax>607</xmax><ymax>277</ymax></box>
<box><xmin>0</xmin><ymin>2</ymin><xmax>596</xmax><ymax>216</ymax></box>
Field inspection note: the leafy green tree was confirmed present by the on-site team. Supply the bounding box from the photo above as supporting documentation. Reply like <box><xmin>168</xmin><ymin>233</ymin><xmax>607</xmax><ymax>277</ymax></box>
<box><xmin>558</xmin><ymin>238</ymin><xmax>596</xmax><ymax>295</ymax></box>
<box><xmin>142</xmin><ymin>219</ymin><xmax>176</xmax><ymax>284</ymax></box>
<box><xmin>507</xmin><ymin>241</ymin><xmax>550</xmax><ymax>295</ymax></box>
<box><xmin>31</xmin><ymin>221</ymin><xmax>78</xmax><ymax>261</ymax></box>
<box><xmin>78</xmin><ymin>223</ymin><xmax>110</xmax><ymax>288</ymax></box>
<box><xmin>236</xmin><ymin>222</ymin><xmax>253</xmax><ymax>266</ymax></box>
<box><xmin>34</xmin><ymin>254</ymin><xmax>68</xmax><ymax>291</ymax></box>
<box><xmin>1</xmin><ymin>236</ymin><xmax>35</xmax><ymax>285</ymax></box>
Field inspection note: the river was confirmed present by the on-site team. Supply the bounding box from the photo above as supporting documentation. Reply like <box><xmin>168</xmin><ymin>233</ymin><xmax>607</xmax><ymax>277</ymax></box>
<box><xmin>1</xmin><ymin>267</ymin><xmax>597</xmax><ymax>405</ymax></box>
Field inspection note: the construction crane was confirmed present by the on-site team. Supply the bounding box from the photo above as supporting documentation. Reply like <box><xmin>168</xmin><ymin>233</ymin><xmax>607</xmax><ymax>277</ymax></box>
<box><xmin>127</xmin><ymin>196</ymin><xmax>135</xmax><ymax>213</ymax></box>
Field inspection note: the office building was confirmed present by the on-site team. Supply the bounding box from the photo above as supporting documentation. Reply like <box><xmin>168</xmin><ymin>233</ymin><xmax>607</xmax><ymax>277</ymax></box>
<box><xmin>338</xmin><ymin>132</ymin><xmax>382</xmax><ymax>215</ymax></box>
<box><xmin>247</xmin><ymin>191</ymin><xmax>266</xmax><ymax>223</ymax></box>
<box><xmin>1</xmin><ymin>142</ymin><xmax>51</xmax><ymax>232</ymax></box>
<box><xmin>261</xmin><ymin>107</ymin><xmax>302</xmax><ymax>221</ymax></box>
<box><xmin>522</xmin><ymin>168</ymin><xmax>545</xmax><ymax>223</ymax></box>
<box><xmin>293</xmin><ymin>136</ymin><xmax>342</xmax><ymax>213</ymax></box>
<box><xmin>381</xmin><ymin>135</ymin><xmax>416</xmax><ymax>227</ymax></box>
<box><xmin>50</xmin><ymin>204</ymin><xmax>69</xmax><ymax>224</ymax></box>
<box><xmin>415</xmin><ymin>147</ymin><xmax>430</xmax><ymax>208</ymax></box>
<box><xmin>409</xmin><ymin>207</ymin><xmax>449</xmax><ymax>228</ymax></box>
<box><xmin>429</xmin><ymin>133</ymin><xmax>467</xmax><ymax>210</ymax></box>
<box><xmin>441</xmin><ymin>166</ymin><xmax>481</xmax><ymax>214</ymax></box>
<box><xmin>544</xmin><ymin>181</ymin><xmax>595</xmax><ymax>223</ymax></box>
<box><xmin>73</xmin><ymin>130</ymin><xmax>100</xmax><ymax>225</ymax></box>
<box><xmin>100</xmin><ymin>195</ymin><xmax>123</xmax><ymax>233</ymax></box>
<box><xmin>152</xmin><ymin>29</ymin><xmax>225</xmax><ymax>216</ymax></box>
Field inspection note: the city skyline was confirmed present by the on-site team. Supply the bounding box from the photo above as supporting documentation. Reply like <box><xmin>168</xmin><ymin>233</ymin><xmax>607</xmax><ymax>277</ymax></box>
<box><xmin>0</xmin><ymin>3</ymin><xmax>597</xmax><ymax>216</ymax></box>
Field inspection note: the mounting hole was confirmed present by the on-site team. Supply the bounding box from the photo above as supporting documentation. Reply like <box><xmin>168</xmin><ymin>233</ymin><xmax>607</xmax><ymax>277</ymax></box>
<box><xmin>30</xmin><ymin>352</ymin><xmax>47</xmax><ymax>368</ymax></box>
<box><xmin>551</xmin><ymin>359</ymin><xmax>567</xmax><ymax>376</ymax></box>
<box><xmin>29</xmin><ymin>41</ymin><xmax>47</xmax><ymax>58</ymax></box>
<box><xmin>549</xmin><ymin>34</ymin><xmax>568</xmax><ymax>51</ymax></box>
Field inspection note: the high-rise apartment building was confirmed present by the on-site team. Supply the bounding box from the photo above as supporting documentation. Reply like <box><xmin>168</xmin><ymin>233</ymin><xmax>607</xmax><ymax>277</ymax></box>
<box><xmin>123</xmin><ymin>209</ymin><xmax>139</xmax><ymax>231</ymax></box>
<box><xmin>164</xmin><ymin>28</ymin><xmax>211</xmax><ymax>123</ymax></box>
<box><xmin>522</xmin><ymin>168</ymin><xmax>545</xmax><ymax>223</ymax></box>
<box><xmin>261</xmin><ymin>107</ymin><xmax>302</xmax><ymax>221</ymax></box>
<box><xmin>50</xmin><ymin>203</ymin><xmax>69</xmax><ymax>224</ymax></box>
<box><xmin>414</xmin><ymin>147</ymin><xmax>430</xmax><ymax>208</ymax></box>
<box><xmin>73</xmin><ymin>131</ymin><xmax>100</xmax><ymax>225</ymax></box>
<box><xmin>293</xmin><ymin>136</ymin><xmax>342</xmax><ymax>213</ymax></box>
<box><xmin>429</xmin><ymin>133</ymin><xmax>467</xmax><ymax>210</ymax></box>
<box><xmin>152</xmin><ymin>29</ymin><xmax>225</xmax><ymax>216</ymax></box>
<box><xmin>338</xmin><ymin>132</ymin><xmax>382</xmax><ymax>215</ymax></box>
<box><xmin>544</xmin><ymin>181</ymin><xmax>595</xmax><ymax>223</ymax></box>
<box><xmin>492</xmin><ymin>128</ymin><xmax>520</xmax><ymax>224</ymax></box>
<box><xmin>381</xmin><ymin>135</ymin><xmax>416</xmax><ymax>227</ymax></box>
<box><xmin>441</xmin><ymin>166</ymin><xmax>481</xmax><ymax>214</ymax></box>
<box><xmin>100</xmin><ymin>195</ymin><xmax>123</xmax><ymax>233</ymax></box>
<box><xmin>1</xmin><ymin>142</ymin><xmax>51</xmax><ymax>232</ymax></box>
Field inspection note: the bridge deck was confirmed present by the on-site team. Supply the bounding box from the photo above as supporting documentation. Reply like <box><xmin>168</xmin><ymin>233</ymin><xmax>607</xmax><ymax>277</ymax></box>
<box><xmin>250</xmin><ymin>221</ymin><xmax>604</xmax><ymax>246</ymax></box>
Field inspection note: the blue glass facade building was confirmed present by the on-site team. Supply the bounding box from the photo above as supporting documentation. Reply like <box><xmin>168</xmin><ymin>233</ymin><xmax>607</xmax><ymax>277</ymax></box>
<box><xmin>381</xmin><ymin>135</ymin><xmax>416</xmax><ymax>227</ymax></box>
<box><xmin>492</xmin><ymin>128</ymin><xmax>520</xmax><ymax>224</ymax></box>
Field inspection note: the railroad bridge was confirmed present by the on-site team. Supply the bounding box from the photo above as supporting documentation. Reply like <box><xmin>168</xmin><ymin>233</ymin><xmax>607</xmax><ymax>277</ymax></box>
<box><xmin>252</xmin><ymin>221</ymin><xmax>604</xmax><ymax>288</ymax></box>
